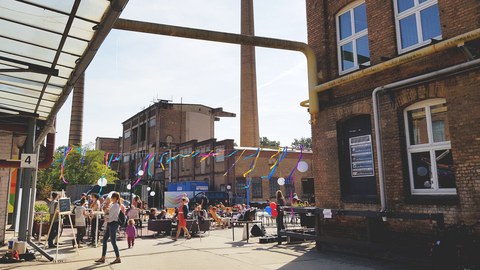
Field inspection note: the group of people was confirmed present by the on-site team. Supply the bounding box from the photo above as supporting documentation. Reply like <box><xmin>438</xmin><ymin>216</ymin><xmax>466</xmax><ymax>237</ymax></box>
<box><xmin>45</xmin><ymin>189</ymin><xmax>292</xmax><ymax>265</ymax></box>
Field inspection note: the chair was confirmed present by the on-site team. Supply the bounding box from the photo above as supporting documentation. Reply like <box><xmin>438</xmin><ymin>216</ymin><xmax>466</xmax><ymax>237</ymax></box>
<box><xmin>167</xmin><ymin>208</ymin><xmax>175</xmax><ymax>218</ymax></box>
<box><xmin>208</xmin><ymin>209</ymin><xmax>226</xmax><ymax>228</ymax></box>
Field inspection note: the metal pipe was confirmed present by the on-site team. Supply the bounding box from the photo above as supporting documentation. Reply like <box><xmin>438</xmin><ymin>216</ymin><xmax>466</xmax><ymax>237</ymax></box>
<box><xmin>112</xmin><ymin>18</ymin><xmax>319</xmax><ymax>123</ymax></box>
<box><xmin>373</xmin><ymin>58</ymin><xmax>480</xmax><ymax>211</ymax></box>
<box><xmin>300</xmin><ymin>28</ymin><xmax>480</xmax><ymax>111</ymax></box>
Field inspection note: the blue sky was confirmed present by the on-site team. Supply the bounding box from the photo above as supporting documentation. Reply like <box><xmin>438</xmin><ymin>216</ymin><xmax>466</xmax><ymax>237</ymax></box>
<box><xmin>56</xmin><ymin>0</ymin><xmax>310</xmax><ymax>148</ymax></box>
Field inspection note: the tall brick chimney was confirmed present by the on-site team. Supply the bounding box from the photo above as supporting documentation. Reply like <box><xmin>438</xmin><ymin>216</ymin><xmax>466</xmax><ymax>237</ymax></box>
<box><xmin>240</xmin><ymin>0</ymin><xmax>260</xmax><ymax>147</ymax></box>
<box><xmin>68</xmin><ymin>72</ymin><xmax>84</xmax><ymax>146</ymax></box>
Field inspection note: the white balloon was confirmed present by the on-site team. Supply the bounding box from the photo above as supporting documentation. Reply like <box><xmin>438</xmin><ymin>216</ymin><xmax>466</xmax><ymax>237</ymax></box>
<box><xmin>97</xmin><ymin>177</ymin><xmax>107</xmax><ymax>187</ymax></box>
<box><xmin>138</xmin><ymin>170</ymin><xmax>144</xmax><ymax>176</ymax></box>
<box><xmin>297</xmin><ymin>161</ymin><xmax>309</xmax><ymax>173</ymax></box>
<box><xmin>277</xmin><ymin>177</ymin><xmax>285</xmax><ymax>186</ymax></box>
<box><xmin>147</xmin><ymin>187</ymin><xmax>151</xmax><ymax>191</ymax></box>
<box><xmin>126</xmin><ymin>184</ymin><xmax>131</xmax><ymax>190</ymax></box>
<box><xmin>150</xmin><ymin>191</ymin><xmax>156</xmax><ymax>196</ymax></box>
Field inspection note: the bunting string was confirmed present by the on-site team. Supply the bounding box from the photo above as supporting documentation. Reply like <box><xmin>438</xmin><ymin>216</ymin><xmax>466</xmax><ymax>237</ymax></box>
<box><xmin>223</xmin><ymin>149</ymin><xmax>246</xmax><ymax>176</ymax></box>
<box><xmin>243</xmin><ymin>148</ymin><xmax>262</xmax><ymax>178</ymax></box>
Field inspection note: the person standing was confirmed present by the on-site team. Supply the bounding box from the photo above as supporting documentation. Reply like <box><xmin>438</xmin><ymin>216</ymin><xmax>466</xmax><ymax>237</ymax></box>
<box><xmin>95</xmin><ymin>192</ymin><xmax>121</xmax><ymax>264</ymax></box>
<box><xmin>125</xmin><ymin>219</ymin><xmax>137</xmax><ymax>248</ymax></box>
<box><xmin>200</xmin><ymin>192</ymin><xmax>209</xmax><ymax>210</ymax></box>
<box><xmin>89</xmin><ymin>193</ymin><xmax>100</xmax><ymax>245</ymax></box>
<box><xmin>174</xmin><ymin>197</ymin><xmax>191</xmax><ymax>241</ymax></box>
<box><xmin>47</xmin><ymin>192</ymin><xmax>59</xmax><ymax>248</ymax></box>
<box><xmin>276</xmin><ymin>190</ymin><xmax>286</xmax><ymax>231</ymax></box>
<box><xmin>73</xmin><ymin>198</ymin><xmax>87</xmax><ymax>247</ymax></box>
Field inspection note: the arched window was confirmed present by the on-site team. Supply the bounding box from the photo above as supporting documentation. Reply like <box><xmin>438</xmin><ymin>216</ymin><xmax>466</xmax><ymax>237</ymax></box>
<box><xmin>404</xmin><ymin>99</ymin><xmax>456</xmax><ymax>195</ymax></box>
<box><xmin>336</xmin><ymin>1</ymin><xmax>370</xmax><ymax>74</ymax></box>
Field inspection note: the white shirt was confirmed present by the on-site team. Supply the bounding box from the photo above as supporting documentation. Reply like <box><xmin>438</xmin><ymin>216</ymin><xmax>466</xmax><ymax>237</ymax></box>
<box><xmin>74</xmin><ymin>206</ymin><xmax>86</xmax><ymax>226</ymax></box>
<box><xmin>107</xmin><ymin>202</ymin><xmax>120</xmax><ymax>223</ymax></box>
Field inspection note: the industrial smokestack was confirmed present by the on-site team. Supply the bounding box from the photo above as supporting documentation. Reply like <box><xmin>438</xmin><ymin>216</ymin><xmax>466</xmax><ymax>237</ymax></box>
<box><xmin>68</xmin><ymin>72</ymin><xmax>84</xmax><ymax>146</ymax></box>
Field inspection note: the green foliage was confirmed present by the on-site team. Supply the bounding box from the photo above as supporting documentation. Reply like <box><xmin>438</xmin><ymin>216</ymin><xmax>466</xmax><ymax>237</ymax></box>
<box><xmin>291</xmin><ymin>137</ymin><xmax>312</xmax><ymax>150</ymax></box>
<box><xmin>259</xmin><ymin>137</ymin><xmax>280</xmax><ymax>149</ymax></box>
<box><xmin>34</xmin><ymin>202</ymin><xmax>50</xmax><ymax>222</ymax></box>
<box><xmin>37</xmin><ymin>146</ymin><xmax>117</xmax><ymax>199</ymax></box>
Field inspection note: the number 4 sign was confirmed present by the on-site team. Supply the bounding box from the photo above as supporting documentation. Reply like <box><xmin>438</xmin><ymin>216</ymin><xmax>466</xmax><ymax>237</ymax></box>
<box><xmin>20</xmin><ymin>153</ymin><xmax>37</xmax><ymax>168</ymax></box>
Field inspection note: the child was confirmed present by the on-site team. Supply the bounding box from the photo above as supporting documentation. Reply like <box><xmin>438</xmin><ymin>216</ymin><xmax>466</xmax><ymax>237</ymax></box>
<box><xmin>73</xmin><ymin>198</ymin><xmax>87</xmax><ymax>247</ymax></box>
<box><xmin>126</xmin><ymin>219</ymin><xmax>137</xmax><ymax>248</ymax></box>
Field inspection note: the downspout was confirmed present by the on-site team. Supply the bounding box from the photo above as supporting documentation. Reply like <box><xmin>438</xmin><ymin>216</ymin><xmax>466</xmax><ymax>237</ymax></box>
<box><xmin>373</xmin><ymin>58</ymin><xmax>480</xmax><ymax>212</ymax></box>
<box><xmin>300</xmin><ymin>28</ymin><xmax>480</xmax><ymax>113</ymax></box>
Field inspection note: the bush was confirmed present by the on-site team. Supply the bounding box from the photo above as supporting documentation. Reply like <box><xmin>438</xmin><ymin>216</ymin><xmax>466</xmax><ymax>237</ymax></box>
<box><xmin>34</xmin><ymin>202</ymin><xmax>50</xmax><ymax>222</ymax></box>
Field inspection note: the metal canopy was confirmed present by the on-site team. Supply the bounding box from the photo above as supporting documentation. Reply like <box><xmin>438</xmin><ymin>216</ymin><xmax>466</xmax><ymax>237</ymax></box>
<box><xmin>0</xmin><ymin>0</ymin><xmax>128</xmax><ymax>141</ymax></box>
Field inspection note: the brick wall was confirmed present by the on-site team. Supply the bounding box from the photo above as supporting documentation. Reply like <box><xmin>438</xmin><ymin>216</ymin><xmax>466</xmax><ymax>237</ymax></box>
<box><xmin>0</xmin><ymin>131</ymin><xmax>13</xmax><ymax>245</ymax></box>
<box><xmin>306</xmin><ymin>0</ymin><xmax>480</xmax><ymax>229</ymax></box>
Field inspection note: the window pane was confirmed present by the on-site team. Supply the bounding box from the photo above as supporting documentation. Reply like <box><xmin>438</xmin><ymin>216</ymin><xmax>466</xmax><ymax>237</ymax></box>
<box><xmin>354</xmin><ymin>3</ymin><xmax>367</xmax><ymax>33</ymax></box>
<box><xmin>341</xmin><ymin>42</ymin><xmax>355</xmax><ymax>71</ymax></box>
<box><xmin>235</xmin><ymin>178</ymin><xmax>246</xmax><ymax>196</ymax></box>
<box><xmin>397</xmin><ymin>0</ymin><xmax>415</xmax><ymax>13</ymax></box>
<box><xmin>431</xmin><ymin>103</ymin><xmax>450</xmax><ymax>142</ymax></box>
<box><xmin>420</xmin><ymin>4</ymin><xmax>441</xmax><ymax>41</ymax></box>
<box><xmin>408</xmin><ymin>107</ymin><xmax>428</xmax><ymax>145</ymax></box>
<box><xmin>269</xmin><ymin>178</ymin><xmax>280</xmax><ymax>198</ymax></box>
<box><xmin>356</xmin><ymin>35</ymin><xmax>370</xmax><ymax>65</ymax></box>
<box><xmin>400</xmin><ymin>14</ymin><xmax>419</xmax><ymax>48</ymax></box>
<box><xmin>252</xmin><ymin>178</ymin><xmax>263</xmax><ymax>198</ymax></box>
<box><xmin>339</xmin><ymin>11</ymin><xmax>352</xmax><ymax>40</ymax></box>
<box><xmin>419</xmin><ymin>0</ymin><xmax>428</xmax><ymax>3</ymax></box>
<box><xmin>435</xmin><ymin>150</ymin><xmax>456</xmax><ymax>188</ymax></box>
<box><xmin>411</xmin><ymin>151</ymin><xmax>432</xmax><ymax>189</ymax></box>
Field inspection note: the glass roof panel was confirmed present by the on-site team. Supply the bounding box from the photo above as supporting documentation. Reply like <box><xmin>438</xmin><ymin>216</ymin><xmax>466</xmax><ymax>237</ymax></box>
<box><xmin>0</xmin><ymin>84</ymin><xmax>59</xmax><ymax>102</ymax></box>
<box><xmin>62</xmin><ymin>37</ymin><xmax>89</xmax><ymax>57</ymax></box>
<box><xmin>0</xmin><ymin>38</ymin><xmax>56</xmax><ymax>63</ymax></box>
<box><xmin>0</xmin><ymin>91</ymin><xmax>54</xmax><ymax>107</ymax></box>
<box><xmin>20</xmin><ymin>0</ymin><xmax>110</xmax><ymax>22</ymax></box>
<box><xmin>0</xmin><ymin>20</ymin><xmax>62</xmax><ymax>51</ymax></box>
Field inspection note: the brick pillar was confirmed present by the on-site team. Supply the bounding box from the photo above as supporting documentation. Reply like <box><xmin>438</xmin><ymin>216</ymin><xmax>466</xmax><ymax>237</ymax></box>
<box><xmin>68</xmin><ymin>72</ymin><xmax>84</xmax><ymax>146</ymax></box>
<box><xmin>240</xmin><ymin>0</ymin><xmax>259</xmax><ymax>147</ymax></box>
<box><xmin>0</xmin><ymin>131</ymin><xmax>13</xmax><ymax>244</ymax></box>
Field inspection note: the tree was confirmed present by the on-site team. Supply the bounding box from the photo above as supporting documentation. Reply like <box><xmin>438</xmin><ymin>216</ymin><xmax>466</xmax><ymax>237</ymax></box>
<box><xmin>259</xmin><ymin>137</ymin><xmax>280</xmax><ymax>149</ymax></box>
<box><xmin>37</xmin><ymin>146</ymin><xmax>117</xmax><ymax>199</ymax></box>
<box><xmin>291</xmin><ymin>137</ymin><xmax>312</xmax><ymax>150</ymax></box>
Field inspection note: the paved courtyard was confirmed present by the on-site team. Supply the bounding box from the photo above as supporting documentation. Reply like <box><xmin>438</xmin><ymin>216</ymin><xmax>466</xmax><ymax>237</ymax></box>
<box><xmin>1</xmin><ymin>226</ymin><xmax>420</xmax><ymax>270</ymax></box>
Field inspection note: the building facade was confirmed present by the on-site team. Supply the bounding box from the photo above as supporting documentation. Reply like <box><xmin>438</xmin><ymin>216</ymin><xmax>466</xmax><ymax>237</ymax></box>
<box><xmin>306</xmin><ymin>0</ymin><xmax>479</xmax><ymax>238</ymax></box>
<box><xmin>172</xmin><ymin>138</ymin><xmax>314</xmax><ymax>205</ymax></box>
<box><xmin>119</xmin><ymin>100</ymin><xmax>235</xmax><ymax>181</ymax></box>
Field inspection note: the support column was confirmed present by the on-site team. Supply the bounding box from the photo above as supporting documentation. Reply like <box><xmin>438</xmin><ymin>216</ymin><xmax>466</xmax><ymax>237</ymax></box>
<box><xmin>18</xmin><ymin>117</ymin><xmax>36</xmax><ymax>241</ymax></box>
<box><xmin>240</xmin><ymin>0</ymin><xmax>259</xmax><ymax>147</ymax></box>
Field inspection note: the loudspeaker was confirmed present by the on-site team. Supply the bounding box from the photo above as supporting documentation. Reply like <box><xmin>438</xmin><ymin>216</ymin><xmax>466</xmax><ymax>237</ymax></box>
<box><xmin>250</xmin><ymin>224</ymin><xmax>265</xmax><ymax>237</ymax></box>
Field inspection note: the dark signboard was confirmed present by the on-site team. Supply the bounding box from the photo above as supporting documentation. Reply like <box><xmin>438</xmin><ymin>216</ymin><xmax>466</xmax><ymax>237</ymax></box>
<box><xmin>58</xmin><ymin>198</ymin><xmax>71</xmax><ymax>213</ymax></box>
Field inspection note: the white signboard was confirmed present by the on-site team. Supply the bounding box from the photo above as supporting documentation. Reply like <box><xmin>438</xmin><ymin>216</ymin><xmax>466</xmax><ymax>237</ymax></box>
<box><xmin>20</xmin><ymin>153</ymin><xmax>37</xmax><ymax>168</ymax></box>
<box><xmin>349</xmin><ymin>135</ymin><xmax>374</xmax><ymax>177</ymax></box>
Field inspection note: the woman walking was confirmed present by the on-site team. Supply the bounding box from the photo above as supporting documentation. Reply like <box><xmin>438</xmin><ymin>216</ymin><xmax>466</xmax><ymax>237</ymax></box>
<box><xmin>173</xmin><ymin>197</ymin><xmax>191</xmax><ymax>241</ymax></box>
<box><xmin>95</xmin><ymin>192</ymin><xmax>121</xmax><ymax>264</ymax></box>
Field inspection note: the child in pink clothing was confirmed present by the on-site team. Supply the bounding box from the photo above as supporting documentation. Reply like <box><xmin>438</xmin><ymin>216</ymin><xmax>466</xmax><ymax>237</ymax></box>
<box><xmin>126</xmin><ymin>219</ymin><xmax>137</xmax><ymax>248</ymax></box>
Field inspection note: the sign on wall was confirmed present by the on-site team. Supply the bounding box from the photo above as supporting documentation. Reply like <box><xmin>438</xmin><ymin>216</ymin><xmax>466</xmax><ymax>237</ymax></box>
<box><xmin>20</xmin><ymin>153</ymin><xmax>37</xmax><ymax>168</ymax></box>
<box><xmin>349</xmin><ymin>135</ymin><xmax>374</xmax><ymax>177</ymax></box>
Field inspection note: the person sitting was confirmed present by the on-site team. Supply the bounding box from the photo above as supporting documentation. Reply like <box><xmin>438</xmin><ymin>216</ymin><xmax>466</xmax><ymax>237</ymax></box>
<box><xmin>157</xmin><ymin>210</ymin><xmax>167</xmax><ymax>220</ymax></box>
<box><xmin>192</xmin><ymin>205</ymin><xmax>207</xmax><ymax>221</ymax></box>
<box><xmin>149</xmin><ymin>208</ymin><xmax>158</xmax><ymax>220</ymax></box>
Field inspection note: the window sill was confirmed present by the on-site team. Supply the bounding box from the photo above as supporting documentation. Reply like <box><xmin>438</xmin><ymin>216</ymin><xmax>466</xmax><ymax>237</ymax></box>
<box><xmin>405</xmin><ymin>194</ymin><xmax>459</xmax><ymax>205</ymax></box>
<box><xmin>341</xmin><ymin>195</ymin><xmax>379</xmax><ymax>204</ymax></box>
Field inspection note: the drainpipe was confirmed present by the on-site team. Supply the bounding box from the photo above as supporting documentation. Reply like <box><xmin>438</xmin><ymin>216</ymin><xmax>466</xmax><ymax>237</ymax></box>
<box><xmin>373</xmin><ymin>58</ymin><xmax>480</xmax><ymax>212</ymax></box>
<box><xmin>300</xmin><ymin>28</ymin><xmax>480</xmax><ymax>114</ymax></box>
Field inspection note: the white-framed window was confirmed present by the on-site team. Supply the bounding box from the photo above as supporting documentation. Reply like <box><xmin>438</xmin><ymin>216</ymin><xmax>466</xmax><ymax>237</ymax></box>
<box><xmin>215</xmin><ymin>146</ymin><xmax>225</xmax><ymax>162</ymax></box>
<box><xmin>148</xmin><ymin>117</ymin><xmax>156</xmax><ymax>127</ymax></box>
<box><xmin>336</xmin><ymin>1</ymin><xmax>370</xmax><ymax>74</ymax></box>
<box><xmin>404</xmin><ymin>99</ymin><xmax>456</xmax><ymax>195</ymax></box>
<box><xmin>394</xmin><ymin>0</ymin><xmax>442</xmax><ymax>53</ymax></box>
<box><xmin>123</xmin><ymin>154</ymin><xmax>130</xmax><ymax>163</ymax></box>
<box><xmin>124</xmin><ymin>130</ymin><xmax>131</xmax><ymax>139</ymax></box>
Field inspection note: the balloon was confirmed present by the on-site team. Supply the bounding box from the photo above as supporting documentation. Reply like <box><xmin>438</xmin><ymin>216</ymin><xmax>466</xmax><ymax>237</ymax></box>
<box><xmin>264</xmin><ymin>206</ymin><xmax>272</xmax><ymax>215</ymax></box>
<box><xmin>270</xmin><ymin>202</ymin><xmax>278</xmax><ymax>218</ymax></box>
<box><xmin>97</xmin><ymin>177</ymin><xmax>107</xmax><ymax>187</ymax></box>
<box><xmin>147</xmin><ymin>187</ymin><xmax>151</xmax><ymax>191</ymax></box>
<box><xmin>138</xmin><ymin>170</ymin><xmax>144</xmax><ymax>176</ymax></box>
<box><xmin>126</xmin><ymin>184</ymin><xmax>131</xmax><ymax>190</ymax></box>
<box><xmin>150</xmin><ymin>191</ymin><xmax>156</xmax><ymax>196</ymax></box>
<box><xmin>277</xmin><ymin>177</ymin><xmax>285</xmax><ymax>186</ymax></box>
<box><xmin>297</xmin><ymin>161</ymin><xmax>309</xmax><ymax>172</ymax></box>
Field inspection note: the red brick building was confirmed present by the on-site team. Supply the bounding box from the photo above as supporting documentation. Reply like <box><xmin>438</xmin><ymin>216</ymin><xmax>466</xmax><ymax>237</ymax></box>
<box><xmin>305</xmin><ymin>0</ymin><xmax>480</xmax><ymax>243</ymax></box>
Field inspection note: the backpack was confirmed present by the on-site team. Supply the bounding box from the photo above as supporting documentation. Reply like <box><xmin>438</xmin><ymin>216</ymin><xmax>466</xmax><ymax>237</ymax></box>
<box><xmin>118</xmin><ymin>210</ymin><xmax>126</xmax><ymax>226</ymax></box>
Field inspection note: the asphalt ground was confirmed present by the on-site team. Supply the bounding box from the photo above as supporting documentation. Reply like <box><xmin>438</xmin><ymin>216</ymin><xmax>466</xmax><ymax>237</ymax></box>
<box><xmin>1</xmin><ymin>225</ymin><xmax>420</xmax><ymax>270</ymax></box>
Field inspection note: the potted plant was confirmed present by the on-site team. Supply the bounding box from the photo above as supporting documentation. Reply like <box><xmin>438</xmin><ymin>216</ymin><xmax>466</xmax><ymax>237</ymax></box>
<box><xmin>33</xmin><ymin>203</ymin><xmax>50</xmax><ymax>237</ymax></box>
